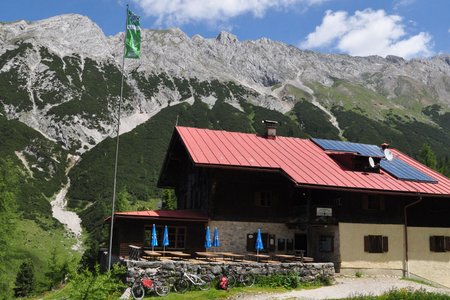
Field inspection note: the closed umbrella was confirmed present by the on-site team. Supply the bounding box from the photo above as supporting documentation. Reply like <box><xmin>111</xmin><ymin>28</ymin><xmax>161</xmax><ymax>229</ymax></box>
<box><xmin>255</xmin><ymin>228</ymin><xmax>264</xmax><ymax>261</ymax></box>
<box><xmin>212</xmin><ymin>227</ymin><xmax>220</xmax><ymax>252</ymax></box>
<box><xmin>204</xmin><ymin>226</ymin><xmax>212</xmax><ymax>251</ymax></box>
<box><xmin>151</xmin><ymin>224</ymin><xmax>158</xmax><ymax>252</ymax></box>
<box><xmin>162</xmin><ymin>225</ymin><xmax>169</xmax><ymax>256</ymax></box>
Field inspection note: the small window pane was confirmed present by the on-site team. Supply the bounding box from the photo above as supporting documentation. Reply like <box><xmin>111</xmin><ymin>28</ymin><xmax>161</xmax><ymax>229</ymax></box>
<box><xmin>319</xmin><ymin>235</ymin><xmax>334</xmax><ymax>252</ymax></box>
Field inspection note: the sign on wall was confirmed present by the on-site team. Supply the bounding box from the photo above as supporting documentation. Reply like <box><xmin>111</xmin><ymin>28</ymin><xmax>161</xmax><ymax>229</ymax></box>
<box><xmin>316</xmin><ymin>207</ymin><xmax>332</xmax><ymax>216</ymax></box>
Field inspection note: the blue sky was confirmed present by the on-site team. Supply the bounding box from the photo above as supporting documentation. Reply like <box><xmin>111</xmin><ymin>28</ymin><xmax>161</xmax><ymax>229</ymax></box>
<box><xmin>1</xmin><ymin>0</ymin><xmax>448</xmax><ymax>59</ymax></box>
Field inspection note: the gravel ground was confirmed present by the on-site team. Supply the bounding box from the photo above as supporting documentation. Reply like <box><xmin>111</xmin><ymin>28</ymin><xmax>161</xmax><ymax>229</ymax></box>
<box><xmin>231</xmin><ymin>276</ymin><xmax>450</xmax><ymax>300</ymax></box>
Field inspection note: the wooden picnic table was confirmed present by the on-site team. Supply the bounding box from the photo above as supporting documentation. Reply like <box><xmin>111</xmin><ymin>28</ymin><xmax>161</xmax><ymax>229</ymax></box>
<box><xmin>195</xmin><ymin>252</ymin><xmax>218</xmax><ymax>260</ymax></box>
<box><xmin>160</xmin><ymin>251</ymin><xmax>191</xmax><ymax>260</ymax></box>
<box><xmin>247</xmin><ymin>253</ymin><xmax>271</xmax><ymax>262</ymax></box>
<box><xmin>274</xmin><ymin>254</ymin><xmax>297</xmax><ymax>262</ymax></box>
<box><xmin>301</xmin><ymin>256</ymin><xmax>314</xmax><ymax>263</ymax></box>
<box><xmin>218</xmin><ymin>252</ymin><xmax>245</xmax><ymax>261</ymax></box>
<box><xmin>142</xmin><ymin>250</ymin><xmax>161</xmax><ymax>260</ymax></box>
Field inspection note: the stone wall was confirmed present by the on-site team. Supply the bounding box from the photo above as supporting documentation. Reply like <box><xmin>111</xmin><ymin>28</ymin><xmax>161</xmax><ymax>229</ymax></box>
<box><xmin>124</xmin><ymin>259</ymin><xmax>334</xmax><ymax>284</ymax></box>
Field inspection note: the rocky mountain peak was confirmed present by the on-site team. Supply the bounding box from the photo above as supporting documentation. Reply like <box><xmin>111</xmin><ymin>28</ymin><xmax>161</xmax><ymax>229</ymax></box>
<box><xmin>216</xmin><ymin>31</ymin><xmax>238</xmax><ymax>44</ymax></box>
<box><xmin>0</xmin><ymin>14</ymin><xmax>111</xmax><ymax>59</ymax></box>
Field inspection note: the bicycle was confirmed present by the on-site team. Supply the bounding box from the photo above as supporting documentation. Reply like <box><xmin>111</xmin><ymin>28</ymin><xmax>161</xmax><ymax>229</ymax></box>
<box><xmin>224</xmin><ymin>271</ymin><xmax>255</xmax><ymax>289</ymax></box>
<box><xmin>131</xmin><ymin>268</ymin><xmax>170</xmax><ymax>299</ymax></box>
<box><xmin>173</xmin><ymin>269</ymin><xmax>212</xmax><ymax>293</ymax></box>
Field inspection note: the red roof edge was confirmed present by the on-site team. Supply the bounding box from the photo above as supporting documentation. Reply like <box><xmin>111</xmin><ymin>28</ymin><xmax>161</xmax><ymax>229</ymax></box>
<box><xmin>105</xmin><ymin>209</ymin><xmax>208</xmax><ymax>222</ymax></box>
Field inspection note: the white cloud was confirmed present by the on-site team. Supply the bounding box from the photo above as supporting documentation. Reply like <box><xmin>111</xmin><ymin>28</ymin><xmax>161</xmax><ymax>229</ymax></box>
<box><xmin>393</xmin><ymin>0</ymin><xmax>416</xmax><ymax>11</ymax></box>
<box><xmin>300</xmin><ymin>9</ymin><xmax>433</xmax><ymax>59</ymax></box>
<box><xmin>132</xmin><ymin>0</ymin><xmax>325</xmax><ymax>26</ymax></box>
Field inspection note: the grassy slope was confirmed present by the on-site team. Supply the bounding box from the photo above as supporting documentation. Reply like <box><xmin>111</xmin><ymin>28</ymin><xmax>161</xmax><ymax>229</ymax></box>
<box><xmin>5</xmin><ymin>219</ymin><xmax>80</xmax><ymax>294</ymax></box>
<box><xmin>0</xmin><ymin>115</ymin><xmax>78</xmax><ymax>294</ymax></box>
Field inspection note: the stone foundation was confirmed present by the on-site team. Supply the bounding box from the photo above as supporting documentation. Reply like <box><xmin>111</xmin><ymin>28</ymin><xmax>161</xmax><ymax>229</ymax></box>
<box><xmin>124</xmin><ymin>259</ymin><xmax>335</xmax><ymax>284</ymax></box>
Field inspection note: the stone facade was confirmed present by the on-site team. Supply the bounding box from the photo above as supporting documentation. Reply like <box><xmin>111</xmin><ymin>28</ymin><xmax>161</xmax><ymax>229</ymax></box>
<box><xmin>124</xmin><ymin>259</ymin><xmax>335</xmax><ymax>284</ymax></box>
<box><xmin>208</xmin><ymin>220</ymin><xmax>305</xmax><ymax>254</ymax></box>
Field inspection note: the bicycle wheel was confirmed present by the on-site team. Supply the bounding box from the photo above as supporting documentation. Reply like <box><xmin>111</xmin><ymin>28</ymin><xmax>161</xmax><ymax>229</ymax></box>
<box><xmin>226</xmin><ymin>274</ymin><xmax>236</xmax><ymax>289</ymax></box>
<box><xmin>241</xmin><ymin>273</ymin><xmax>255</xmax><ymax>287</ymax></box>
<box><xmin>174</xmin><ymin>278</ymin><xmax>189</xmax><ymax>293</ymax></box>
<box><xmin>131</xmin><ymin>284</ymin><xmax>145</xmax><ymax>300</ymax></box>
<box><xmin>198</xmin><ymin>275</ymin><xmax>212</xmax><ymax>291</ymax></box>
<box><xmin>154</xmin><ymin>280</ymin><xmax>170</xmax><ymax>297</ymax></box>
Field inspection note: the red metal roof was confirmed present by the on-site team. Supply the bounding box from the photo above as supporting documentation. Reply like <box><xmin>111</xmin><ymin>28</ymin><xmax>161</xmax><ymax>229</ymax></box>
<box><xmin>112</xmin><ymin>209</ymin><xmax>208</xmax><ymax>221</ymax></box>
<box><xmin>175</xmin><ymin>126</ymin><xmax>450</xmax><ymax>196</ymax></box>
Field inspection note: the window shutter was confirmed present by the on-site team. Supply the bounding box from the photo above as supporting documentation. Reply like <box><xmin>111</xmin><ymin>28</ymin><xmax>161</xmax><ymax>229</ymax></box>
<box><xmin>430</xmin><ymin>236</ymin><xmax>436</xmax><ymax>252</ymax></box>
<box><xmin>364</xmin><ymin>236</ymin><xmax>369</xmax><ymax>252</ymax></box>
<box><xmin>382</xmin><ymin>236</ymin><xmax>389</xmax><ymax>252</ymax></box>
<box><xmin>445</xmin><ymin>236</ymin><xmax>450</xmax><ymax>252</ymax></box>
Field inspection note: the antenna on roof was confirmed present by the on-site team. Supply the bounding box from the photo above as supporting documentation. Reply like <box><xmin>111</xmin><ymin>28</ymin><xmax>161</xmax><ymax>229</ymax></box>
<box><xmin>368</xmin><ymin>157</ymin><xmax>376</xmax><ymax>168</ymax></box>
<box><xmin>384</xmin><ymin>149</ymin><xmax>394</xmax><ymax>161</ymax></box>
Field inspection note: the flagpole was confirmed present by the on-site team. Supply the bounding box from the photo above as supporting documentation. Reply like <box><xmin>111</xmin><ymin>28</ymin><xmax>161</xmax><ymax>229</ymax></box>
<box><xmin>108</xmin><ymin>4</ymin><xmax>129</xmax><ymax>271</ymax></box>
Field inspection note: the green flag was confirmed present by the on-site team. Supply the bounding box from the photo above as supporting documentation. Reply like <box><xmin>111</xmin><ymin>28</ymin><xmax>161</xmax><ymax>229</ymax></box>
<box><xmin>125</xmin><ymin>9</ymin><xmax>141</xmax><ymax>59</ymax></box>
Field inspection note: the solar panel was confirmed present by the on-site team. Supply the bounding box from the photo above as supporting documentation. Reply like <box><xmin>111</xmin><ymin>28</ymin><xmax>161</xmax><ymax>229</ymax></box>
<box><xmin>380</xmin><ymin>159</ymin><xmax>437</xmax><ymax>183</ymax></box>
<box><xmin>311</xmin><ymin>138</ymin><xmax>384</xmax><ymax>157</ymax></box>
<box><xmin>311</xmin><ymin>138</ymin><xmax>437</xmax><ymax>183</ymax></box>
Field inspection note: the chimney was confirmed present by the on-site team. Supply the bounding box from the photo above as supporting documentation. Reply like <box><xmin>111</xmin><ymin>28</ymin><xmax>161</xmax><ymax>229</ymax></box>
<box><xmin>262</xmin><ymin>120</ymin><xmax>278</xmax><ymax>139</ymax></box>
<box><xmin>381</xmin><ymin>143</ymin><xmax>390</xmax><ymax>150</ymax></box>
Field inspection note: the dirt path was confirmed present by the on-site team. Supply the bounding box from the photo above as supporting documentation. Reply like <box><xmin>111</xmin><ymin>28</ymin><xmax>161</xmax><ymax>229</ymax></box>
<box><xmin>233</xmin><ymin>277</ymin><xmax>450</xmax><ymax>300</ymax></box>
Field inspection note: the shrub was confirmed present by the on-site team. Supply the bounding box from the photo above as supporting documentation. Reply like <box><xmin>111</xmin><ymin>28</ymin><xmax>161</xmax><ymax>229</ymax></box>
<box><xmin>68</xmin><ymin>265</ymin><xmax>126</xmax><ymax>300</ymax></box>
<box><xmin>256</xmin><ymin>272</ymin><xmax>301</xmax><ymax>289</ymax></box>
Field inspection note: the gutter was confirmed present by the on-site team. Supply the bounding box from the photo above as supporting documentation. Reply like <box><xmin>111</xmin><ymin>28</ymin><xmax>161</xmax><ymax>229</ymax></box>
<box><xmin>403</xmin><ymin>194</ymin><xmax>422</xmax><ymax>277</ymax></box>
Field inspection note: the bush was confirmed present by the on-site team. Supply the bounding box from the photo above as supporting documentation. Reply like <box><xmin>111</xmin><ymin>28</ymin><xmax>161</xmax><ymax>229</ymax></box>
<box><xmin>68</xmin><ymin>264</ymin><xmax>126</xmax><ymax>300</ymax></box>
<box><xmin>256</xmin><ymin>272</ymin><xmax>301</xmax><ymax>289</ymax></box>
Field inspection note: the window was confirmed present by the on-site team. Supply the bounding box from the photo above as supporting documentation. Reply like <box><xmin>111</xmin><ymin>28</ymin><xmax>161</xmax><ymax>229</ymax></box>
<box><xmin>143</xmin><ymin>225</ymin><xmax>186</xmax><ymax>250</ymax></box>
<box><xmin>254</xmin><ymin>191</ymin><xmax>277</xmax><ymax>207</ymax></box>
<box><xmin>319</xmin><ymin>235</ymin><xmax>334</xmax><ymax>252</ymax></box>
<box><xmin>430</xmin><ymin>236</ymin><xmax>450</xmax><ymax>252</ymax></box>
<box><xmin>364</xmin><ymin>235</ymin><xmax>388</xmax><ymax>253</ymax></box>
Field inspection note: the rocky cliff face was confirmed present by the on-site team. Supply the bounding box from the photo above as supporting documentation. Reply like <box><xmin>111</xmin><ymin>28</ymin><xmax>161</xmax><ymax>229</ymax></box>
<box><xmin>1</xmin><ymin>14</ymin><xmax>449</xmax><ymax>155</ymax></box>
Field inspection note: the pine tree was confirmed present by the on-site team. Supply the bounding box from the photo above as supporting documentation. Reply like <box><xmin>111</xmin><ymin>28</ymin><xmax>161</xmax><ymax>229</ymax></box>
<box><xmin>116</xmin><ymin>187</ymin><xmax>132</xmax><ymax>212</ymax></box>
<box><xmin>13</xmin><ymin>260</ymin><xmax>35</xmax><ymax>298</ymax></box>
<box><xmin>161</xmin><ymin>189</ymin><xmax>177</xmax><ymax>210</ymax></box>
<box><xmin>419</xmin><ymin>143</ymin><xmax>437</xmax><ymax>170</ymax></box>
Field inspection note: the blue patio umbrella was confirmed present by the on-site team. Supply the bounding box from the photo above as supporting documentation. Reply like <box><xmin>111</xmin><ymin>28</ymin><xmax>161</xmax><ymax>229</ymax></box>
<box><xmin>162</xmin><ymin>225</ymin><xmax>169</xmax><ymax>256</ymax></box>
<box><xmin>212</xmin><ymin>227</ymin><xmax>220</xmax><ymax>250</ymax></box>
<box><xmin>204</xmin><ymin>226</ymin><xmax>212</xmax><ymax>251</ymax></box>
<box><xmin>151</xmin><ymin>224</ymin><xmax>158</xmax><ymax>251</ymax></box>
<box><xmin>255</xmin><ymin>228</ymin><xmax>264</xmax><ymax>259</ymax></box>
